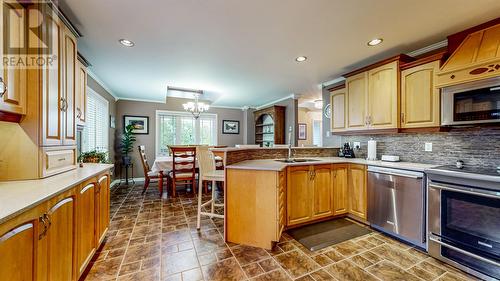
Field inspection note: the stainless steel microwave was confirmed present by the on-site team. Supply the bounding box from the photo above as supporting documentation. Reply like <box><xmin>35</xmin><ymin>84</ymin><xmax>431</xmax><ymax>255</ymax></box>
<box><xmin>441</xmin><ymin>76</ymin><xmax>500</xmax><ymax>126</ymax></box>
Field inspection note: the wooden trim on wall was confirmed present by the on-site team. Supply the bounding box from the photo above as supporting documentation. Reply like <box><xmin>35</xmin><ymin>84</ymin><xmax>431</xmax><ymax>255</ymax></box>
<box><xmin>326</xmin><ymin>82</ymin><xmax>346</xmax><ymax>92</ymax></box>
<box><xmin>400</xmin><ymin>51</ymin><xmax>447</xmax><ymax>70</ymax></box>
<box><xmin>342</xmin><ymin>54</ymin><xmax>414</xmax><ymax>78</ymax></box>
<box><xmin>0</xmin><ymin>111</ymin><xmax>23</xmax><ymax>123</ymax></box>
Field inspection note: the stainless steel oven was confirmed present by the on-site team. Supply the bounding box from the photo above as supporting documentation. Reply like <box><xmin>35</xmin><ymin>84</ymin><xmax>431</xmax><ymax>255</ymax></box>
<box><xmin>442</xmin><ymin>76</ymin><xmax>500</xmax><ymax>126</ymax></box>
<box><xmin>427</xmin><ymin>167</ymin><xmax>500</xmax><ymax>281</ymax></box>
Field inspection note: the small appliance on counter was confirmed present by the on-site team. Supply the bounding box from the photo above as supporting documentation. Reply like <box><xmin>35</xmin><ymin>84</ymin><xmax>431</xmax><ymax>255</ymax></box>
<box><xmin>381</xmin><ymin>155</ymin><xmax>400</xmax><ymax>162</ymax></box>
<box><xmin>340</xmin><ymin>142</ymin><xmax>355</xmax><ymax>158</ymax></box>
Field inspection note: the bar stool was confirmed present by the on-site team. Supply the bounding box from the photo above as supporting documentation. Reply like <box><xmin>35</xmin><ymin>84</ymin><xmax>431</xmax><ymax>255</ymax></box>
<box><xmin>196</xmin><ymin>146</ymin><xmax>225</xmax><ymax>229</ymax></box>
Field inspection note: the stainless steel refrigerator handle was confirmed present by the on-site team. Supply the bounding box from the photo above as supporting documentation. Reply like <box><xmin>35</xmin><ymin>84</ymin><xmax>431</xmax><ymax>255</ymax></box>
<box><xmin>429</xmin><ymin>183</ymin><xmax>500</xmax><ymax>199</ymax></box>
<box><xmin>429</xmin><ymin>236</ymin><xmax>500</xmax><ymax>267</ymax></box>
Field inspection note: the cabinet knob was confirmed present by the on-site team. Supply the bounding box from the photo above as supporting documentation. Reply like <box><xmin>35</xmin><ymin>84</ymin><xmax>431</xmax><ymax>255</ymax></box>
<box><xmin>0</xmin><ymin>77</ymin><xmax>7</xmax><ymax>97</ymax></box>
<box><xmin>60</xmin><ymin>98</ymin><xmax>68</xmax><ymax>112</ymax></box>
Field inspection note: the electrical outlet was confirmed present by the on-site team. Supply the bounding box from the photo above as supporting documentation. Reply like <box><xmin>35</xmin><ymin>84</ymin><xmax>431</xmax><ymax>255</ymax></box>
<box><xmin>326</xmin><ymin>131</ymin><xmax>330</xmax><ymax>137</ymax></box>
<box><xmin>425</xmin><ymin>142</ymin><xmax>433</xmax><ymax>152</ymax></box>
<box><xmin>353</xmin><ymin>142</ymin><xmax>361</xmax><ymax>150</ymax></box>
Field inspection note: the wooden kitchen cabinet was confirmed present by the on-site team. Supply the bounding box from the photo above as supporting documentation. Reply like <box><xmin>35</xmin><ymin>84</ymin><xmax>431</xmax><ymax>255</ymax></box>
<box><xmin>0</xmin><ymin>0</ymin><xmax>27</xmax><ymax>118</ymax></box>
<box><xmin>287</xmin><ymin>165</ymin><xmax>333</xmax><ymax>226</ymax></box>
<box><xmin>76</xmin><ymin>59</ymin><xmax>88</xmax><ymax>126</ymax></box>
<box><xmin>96</xmin><ymin>174</ymin><xmax>110</xmax><ymax>245</ymax></box>
<box><xmin>348</xmin><ymin>164</ymin><xmax>367</xmax><ymax>219</ymax></box>
<box><xmin>330</xmin><ymin>88</ymin><xmax>346</xmax><ymax>132</ymax></box>
<box><xmin>287</xmin><ymin>165</ymin><xmax>313</xmax><ymax>225</ymax></box>
<box><xmin>332</xmin><ymin>164</ymin><xmax>348</xmax><ymax>215</ymax></box>
<box><xmin>367</xmin><ymin>61</ymin><xmax>399</xmax><ymax>129</ymax></box>
<box><xmin>62</xmin><ymin>27</ymin><xmax>77</xmax><ymax>146</ymax></box>
<box><xmin>37</xmin><ymin>190</ymin><xmax>76</xmax><ymax>281</ymax></box>
<box><xmin>76</xmin><ymin>179</ymin><xmax>97</xmax><ymax>277</ymax></box>
<box><xmin>0</xmin><ymin>205</ymin><xmax>40</xmax><ymax>281</ymax></box>
<box><xmin>312</xmin><ymin>165</ymin><xmax>333</xmax><ymax>219</ymax></box>
<box><xmin>346</xmin><ymin>72</ymin><xmax>368</xmax><ymax>130</ymax></box>
<box><xmin>401</xmin><ymin>60</ymin><xmax>441</xmax><ymax>128</ymax></box>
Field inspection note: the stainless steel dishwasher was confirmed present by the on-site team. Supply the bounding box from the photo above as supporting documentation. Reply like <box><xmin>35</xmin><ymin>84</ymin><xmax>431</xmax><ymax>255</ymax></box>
<box><xmin>367</xmin><ymin>166</ymin><xmax>426</xmax><ymax>248</ymax></box>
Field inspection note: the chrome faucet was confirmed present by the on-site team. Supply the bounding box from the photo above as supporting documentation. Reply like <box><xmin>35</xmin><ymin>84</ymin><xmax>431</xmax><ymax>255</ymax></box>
<box><xmin>287</xmin><ymin>126</ymin><xmax>293</xmax><ymax>161</ymax></box>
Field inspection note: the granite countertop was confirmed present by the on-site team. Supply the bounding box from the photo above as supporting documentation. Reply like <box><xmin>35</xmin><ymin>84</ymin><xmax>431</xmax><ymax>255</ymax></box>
<box><xmin>210</xmin><ymin>146</ymin><xmax>339</xmax><ymax>152</ymax></box>
<box><xmin>0</xmin><ymin>163</ymin><xmax>114</xmax><ymax>224</ymax></box>
<box><xmin>225</xmin><ymin>157</ymin><xmax>437</xmax><ymax>172</ymax></box>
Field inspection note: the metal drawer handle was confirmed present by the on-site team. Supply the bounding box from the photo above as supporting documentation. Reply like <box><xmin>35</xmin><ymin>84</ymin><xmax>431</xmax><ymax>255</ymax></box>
<box><xmin>38</xmin><ymin>214</ymin><xmax>49</xmax><ymax>239</ymax></box>
<box><xmin>0</xmin><ymin>77</ymin><xmax>7</xmax><ymax>97</ymax></box>
<box><xmin>429</xmin><ymin>184</ymin><xmax>500</xmax><ymax>199</ymax></box>
<box><xmin>58</xmin><ymin>158</ymin><xmax>66</xmax><ymax>161</ymax></box>
<box><xmin>429</xmin><ymin>236</ymin><xmax>500</xmax><ymax>267</ymax></box>
<box><xmin>60</xmin><ymin>98</ymin><xmax>67</xmax><ymax>112</ymax></box>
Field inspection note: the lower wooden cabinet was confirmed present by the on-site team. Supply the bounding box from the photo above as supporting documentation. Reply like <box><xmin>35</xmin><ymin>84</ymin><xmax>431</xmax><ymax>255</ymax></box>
<box><xmin>332</xmin><ymin>164</ymin><xmax>349</xmax><ymax>215</ymax></box>
<box><xmin>0</xmin><ymin>170</ymin><xmax>111</xmax><ymax>281</ymax></box>
<box><xmin>348</xmin><ymin>164</ymin><xmax>367</xmax><ymax>219</ymax></box>
<box><xmin>287</xmin><ymin>165</ymin><xmax>333</xmax><ymax>226</ymax></box>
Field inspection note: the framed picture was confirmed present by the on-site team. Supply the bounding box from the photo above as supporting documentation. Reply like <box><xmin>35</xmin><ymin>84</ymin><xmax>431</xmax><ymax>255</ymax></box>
<box><xmin>110</xmin><ymin>115</ymin><xmax>116</xmax><ymax>129</ymax></box>
<box><xmin>222</xmin><ymin>120</ymin><xmax>240</xmax><ymax>134</ymax></box>
<box><xmin>298</xmin><ymin>123</ymin><xmax>307</xmax><ymax>140</ymax></box>
<box><xmin>123</xmin><ymin>115</ymin><xmax>149</xmax><ymax>134</ymax></box>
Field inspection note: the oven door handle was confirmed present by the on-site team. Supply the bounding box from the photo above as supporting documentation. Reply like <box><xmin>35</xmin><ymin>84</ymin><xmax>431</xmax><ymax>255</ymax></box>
<box><xmin>429</xmin><ymin>236</ymin><xmax>500</xmax><ymax>267</ymax></box>
<box><xmin>429</xmin><ymin>183</ymin><xmax>500</xmax><ymax>199</ymax></box>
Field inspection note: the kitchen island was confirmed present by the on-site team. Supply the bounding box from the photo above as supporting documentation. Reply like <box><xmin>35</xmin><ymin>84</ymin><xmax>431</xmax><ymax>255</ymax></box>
<box><xmin>223</xmin><ymin>149</ymin><xmax>436</xmax><ymax>249</ymax></box>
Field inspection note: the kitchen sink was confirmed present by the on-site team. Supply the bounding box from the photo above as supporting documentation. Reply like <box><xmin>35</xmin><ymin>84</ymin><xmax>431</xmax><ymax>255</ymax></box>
<box><xmin>275</xmin><ymin>158</ymin><xmax>320</xmax><ymax>163</ymax></box>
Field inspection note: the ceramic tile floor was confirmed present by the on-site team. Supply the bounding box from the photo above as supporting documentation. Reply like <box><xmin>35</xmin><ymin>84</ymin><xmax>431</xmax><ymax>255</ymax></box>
<box><xmin>82</xmin><ymin>183</ymin><xmax>480</xmax><ymax>281</ymax></box>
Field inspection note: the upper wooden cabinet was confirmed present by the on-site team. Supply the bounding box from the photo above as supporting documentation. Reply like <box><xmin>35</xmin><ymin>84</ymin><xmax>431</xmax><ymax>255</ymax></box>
<box><xmin>401</xmin><ymin>60</ymin><xmax>441</xmax><ymax>128</ymax></box>
<box><xmin>367</xmin><ymin>61</ymin><xmax>399</xmax><ymax>129</ymax></box>
<box><xmin>0</xmin><ymin>0</ymin><xmax>27</xmax><ymax>119</ymax></box>
<box><xmin>329</xmin><ymin>87</ymin><xmax>346</xmax><ymax>132</ymax></box>
<box><xmin>348</xmin><ymin>164</ymin><xmax>367</xmax><ymax>220</ymax></box>
<box><xmin>346</xmin><ymin>72</ymin><xmax>368</xmax><ymax>130</ymax></box>
<box><xmin>76</xmin><ymin>59</ymin><xmax>88</xmax><ymax>127</ymax></box>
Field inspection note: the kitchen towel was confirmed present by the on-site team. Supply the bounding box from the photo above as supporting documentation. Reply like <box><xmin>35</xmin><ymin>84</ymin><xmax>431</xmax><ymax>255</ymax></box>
<box><xmin>367</xmin><ymin>139</ymin><xmax>377</xmax><ymax>160</ymax></box>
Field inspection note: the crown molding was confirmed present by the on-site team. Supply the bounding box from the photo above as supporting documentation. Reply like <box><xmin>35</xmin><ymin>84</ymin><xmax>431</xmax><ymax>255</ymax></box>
<box><xmin>117</xmin><ymin>97</ymin><xmax>164</xmax><ymax>103</ymax></box>
<box><xmin>87</xmin><ymin>69</ymin><xmax>119</xmax><ymax>101</ymax></box>
<box><xmin>255</xmin><ymin>94</ymin><xmax>296</xmax><ymax>110</ymax></box>
<box><xmin>406</xmin><ymin>39</ymin><xmax>448</xmax><ymax>57</ymax></box>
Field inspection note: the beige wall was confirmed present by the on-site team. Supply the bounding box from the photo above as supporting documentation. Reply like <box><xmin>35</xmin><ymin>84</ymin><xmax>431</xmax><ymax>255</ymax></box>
<box><xmin>87</xmin><ymin>76</ymin><xmax>117</xmax><ymax>162</ymax></box>
<box><xmin>298</xmin><ymin>108</ymin><xmax>322</xmax><ymax>147</ymax></box>
<box><xmin>116</xmin><ymin>98</ymin><xmax>244</xmax><ymax>177</ymax></box>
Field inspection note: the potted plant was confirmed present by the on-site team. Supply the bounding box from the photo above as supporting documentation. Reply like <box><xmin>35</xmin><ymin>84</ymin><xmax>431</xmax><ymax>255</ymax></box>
<box><xmin>78</xmin><ymin>150</ymin><xmax>108</xmax><ymax>163</ymax></box>
<box><xmin>121</xmin><ymin>124</ymin><xmax>136</xmax><ymax>165</ymax></box>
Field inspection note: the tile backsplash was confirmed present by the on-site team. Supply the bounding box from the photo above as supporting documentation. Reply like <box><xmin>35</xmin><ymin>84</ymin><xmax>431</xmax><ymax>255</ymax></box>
<box><xmin>341</xmin><ymin>128</ymin><xmax>500</xmax><ymax>168</ymax></box>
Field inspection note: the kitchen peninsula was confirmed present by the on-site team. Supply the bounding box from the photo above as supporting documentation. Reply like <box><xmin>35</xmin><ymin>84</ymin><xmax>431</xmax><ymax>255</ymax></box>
<box><xmin>217</xmin><ymin>147</ymin><xmax>435</xmax><ymax>249</ymax></box>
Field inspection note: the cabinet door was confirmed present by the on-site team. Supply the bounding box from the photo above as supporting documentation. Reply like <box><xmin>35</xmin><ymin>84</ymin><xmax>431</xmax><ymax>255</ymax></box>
<box><xmin>76</xmin><ymin>61</ymin><xmax>87</xmax><ymax>126</ymax></box>
<box><xmin>330</xmin><ymin>89</ymin><xmax>346</xmax><ymax>132</ymax></box>
<box><xmin>287</xmin><ymin>166</ymin><xmax>312</xmax><ymax>226</ymax></box>
<box><xmin>367</xmin><ymin>61</ymin><xmax>398</xmax><ymax>129</ymax></box>
<box><xmin>332</xmin><ymin>164</ymin><xmax>348</xmax><ymax>215</ymax></box>
<box><xmin>401</xmin><ymin>61</ymin><xmax>440</xmax><ymax>128</ymax></box>
<box><xmin>62</xmin><ymin>28</ymin><xmax>77</xmax><ymax>145</ymax></box>
<box><xmin>41</xmin><ymin>8</ymin><xmax>63</xmax><ymax>146</ymax></box>
<box><xmin>77</xmin><ymin>180</ymin><xmax>96</xmax><ymax>277</ymax></box>
<box><xmin>348</xmin><ymin>164</ymin><xmax>367</xmax><ymax>219</ymax></box>
<box><xmin>0</xmin><ymin>208</ymin><xmax>40</xmax><ymax>281</ymax></box>
<box><xmin>40</xmin><ymin>192</ymin><xmax>75</xmax><ymax>281</ymax></box>
<box><xmin>346</xmin><ymin>72</ymin><xmax>368</xmax><ymax>130</ymax></box>
<box><xmin>0</xmin><ymin>0</ymin><xmax>27</xmax><ymax>116</ymax></box>
<box><xmin>96</xmin><ymin>174</ymin><xmax>110</xmax><ymax>245</ymax></box>
<box><xmin>311</xmin><ymin>165</ymin><xmax>333</xmax><ymax>219</ymax></box>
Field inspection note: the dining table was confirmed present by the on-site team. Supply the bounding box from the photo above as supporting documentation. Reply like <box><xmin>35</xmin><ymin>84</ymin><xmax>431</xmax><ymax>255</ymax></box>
<box><xmin>151</xmin><ymin>155</ymin><xmax>223</xmax><ymax>173</ymax></box>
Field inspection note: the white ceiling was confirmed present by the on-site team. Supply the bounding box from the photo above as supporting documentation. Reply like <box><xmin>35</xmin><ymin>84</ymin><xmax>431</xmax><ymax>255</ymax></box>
<box><xmin>60</xmin><ymin>0</ymin><xmax>500</xmax><ymax>108</ymax></box>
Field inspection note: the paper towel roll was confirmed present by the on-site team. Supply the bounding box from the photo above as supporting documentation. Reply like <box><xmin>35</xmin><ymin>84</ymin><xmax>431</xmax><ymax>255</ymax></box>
<box><xmin>367</xmin><ymin>139</ymin><xmax>377</xmax><ymax>161</ymax></box>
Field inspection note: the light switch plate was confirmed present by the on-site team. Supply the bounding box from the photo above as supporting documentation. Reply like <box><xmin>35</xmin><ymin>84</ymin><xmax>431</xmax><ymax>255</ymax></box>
<box><xmin>353</xmin><ymin>142</ymin><xmax>361</xmax><ymax>149</ymax></box>
<box><xmin>326</xmin><ymin>131</ymin><xmax>330</xmax><ymax>137</ymax></box>
<box><xmin>425</xmin><ymin>142</ymin><xmax>433</xmax><ymax>152</ymax></box>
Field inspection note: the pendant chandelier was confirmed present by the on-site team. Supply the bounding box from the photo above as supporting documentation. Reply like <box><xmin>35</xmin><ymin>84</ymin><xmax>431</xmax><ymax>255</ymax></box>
<box><xmin>182</xmin><ymin>93</ymin><xmax>209</xmax><ymax>119</ymax></box>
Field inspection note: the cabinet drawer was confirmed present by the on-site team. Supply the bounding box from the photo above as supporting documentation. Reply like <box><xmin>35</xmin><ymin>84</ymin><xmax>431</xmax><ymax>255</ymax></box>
<box><xmin>41</xmin><ymin>147</ymin><xmax>77</xmax><ymax>177</ymax></box>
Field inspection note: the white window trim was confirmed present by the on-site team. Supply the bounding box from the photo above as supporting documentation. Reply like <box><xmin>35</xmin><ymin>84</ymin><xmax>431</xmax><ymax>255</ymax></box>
<box><xmin>155</xmin><ymin>110</ymin><xmax>218</xmax><ymax>157</ymax></box>
<box><xmin>85</xmin><ymin>87</ymin><xmax>109</xmax><ymax>152</ymax></box>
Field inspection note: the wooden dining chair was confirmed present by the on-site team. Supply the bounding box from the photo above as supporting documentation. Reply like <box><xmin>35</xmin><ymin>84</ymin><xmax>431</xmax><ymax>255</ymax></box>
<box><xmin>168</xmin><ymin>146</ymin><xmax>197</xmax><ymax>197</ymax></box>
<box><xmin>138</xmin><ymin>145</ymin><xmax>168</xmax><ymax>197</ymax></box>
<box><xmin>196</xmin><ymin>146</ymin><xmax>225</xmax><ymax>229</ymax></box>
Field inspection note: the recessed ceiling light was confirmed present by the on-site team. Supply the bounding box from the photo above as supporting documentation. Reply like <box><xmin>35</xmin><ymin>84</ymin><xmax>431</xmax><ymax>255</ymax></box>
<box><xmin>119</xmin><ymin>39</ymin><xmax>135</xmax><ymax>47</ymax></box>
<box><xmin>367</xmin><ymin>38</ymin><xmax>383</xmax><ymax>46</ymax></box>
<box><xmin>295</xmin><ymin>56</ymin><xmax>307</xmax><ymax>62</ymax></box>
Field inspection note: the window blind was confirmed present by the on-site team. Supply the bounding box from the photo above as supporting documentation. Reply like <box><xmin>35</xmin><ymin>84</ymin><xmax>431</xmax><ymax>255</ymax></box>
<box><xmin>83</xmin><ymin>88</ymin><xmax>109</xmax><ymax>152</ymax></box>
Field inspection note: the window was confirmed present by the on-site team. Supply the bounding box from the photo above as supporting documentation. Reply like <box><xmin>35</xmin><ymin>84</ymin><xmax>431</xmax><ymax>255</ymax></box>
<box><xmin>156</xmin><ymin>110</ymin><xmax>217</xmax><ymax>156</ymax></box>
<box><xmin>82</xmin><ymin>88</ymin><xmax>109</xmax><ymax>152</ymax></box>
<box><xmin>312</xmin><ymin>119</ymin><xmax>322</xmax><ymax>147</ymax></box>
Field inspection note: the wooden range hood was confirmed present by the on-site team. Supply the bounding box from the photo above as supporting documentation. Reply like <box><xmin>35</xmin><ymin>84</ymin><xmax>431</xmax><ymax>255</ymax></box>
<box><xmin>437</xmin><ymin>21</ymin><xmax>500</xmax><ymax>88</ymax></box>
